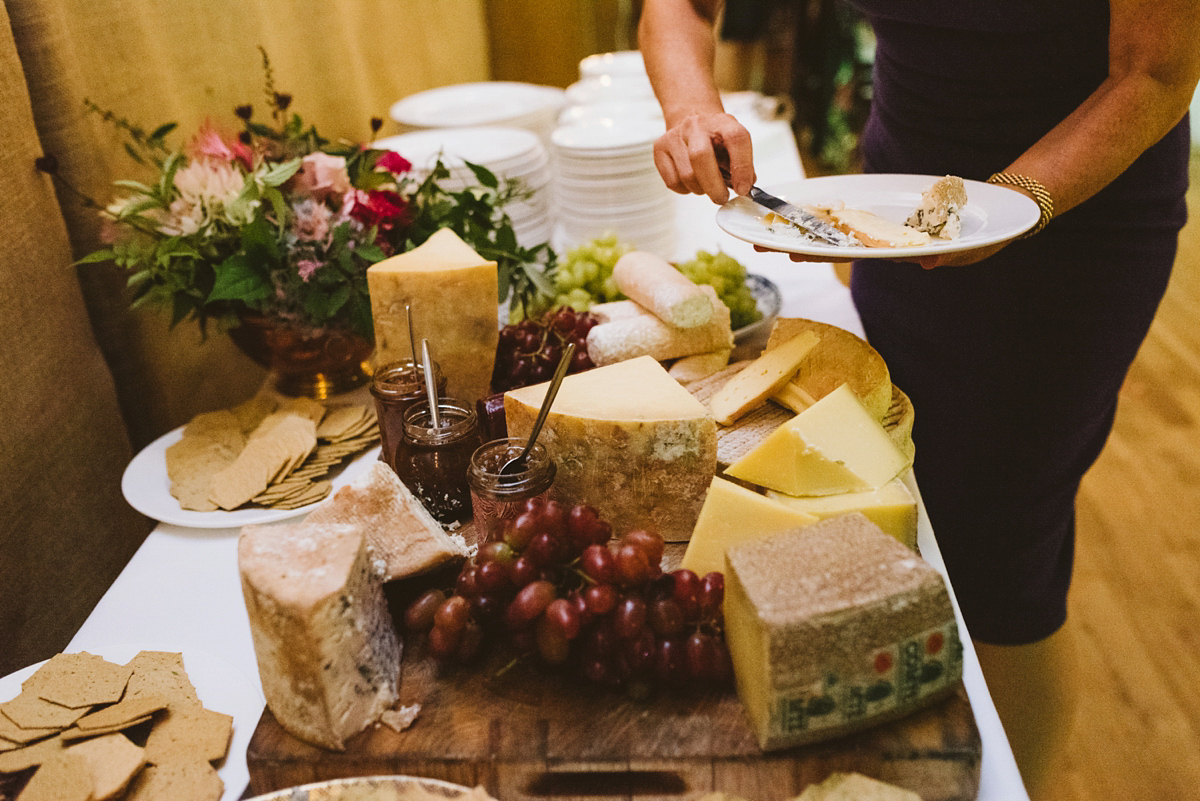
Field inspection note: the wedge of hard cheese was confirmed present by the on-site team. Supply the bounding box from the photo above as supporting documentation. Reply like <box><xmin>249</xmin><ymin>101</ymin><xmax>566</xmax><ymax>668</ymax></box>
<box><xmin>725</xmin><ymin>384</ymin><xmax>911</xmax><ymax>496</ymax></box>
<box><xmin>238</xmin><ymin>521</ymin><xmax>400</xmax><ymax>750</ymax></box>
<box><xmin>767</xmin><ymin>478</ymin><xmax>918</xmax><ymax>550</ymax></box>
<box><xmin>367</xmin><ymin>228</ymin><xmax>498</xmax><ymax>403</ymax></box>
<box><xmin>708</xmin><ymin>331</ymin><xmax>820</xmax><ymax>425</ymax></box>
<box><xmin>305</xmin><ymin>461</ymin><xmax>469</xmax><ymax>581</ymax></box>
<box><xmin>724</xmin><ymin>513</ymin><xmax>961</xmax><ymax>751</ymax></box>
<box><xmin>505</xmin><ymin>355</ymin><xmax>716</xmax><ymax>542</ymax></box>
<box><xmin>765</xmin><ymin>318</ymin><xmax>891</xmax><ymax>421</ymax></box>
<box><xmin>681</xmin><ymin>477</ymin><xmax>818</xmax><ymax>576</ymax></box>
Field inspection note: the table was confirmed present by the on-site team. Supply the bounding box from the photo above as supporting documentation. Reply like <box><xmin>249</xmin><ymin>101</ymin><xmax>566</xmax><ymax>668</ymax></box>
<box><xmin>3</xmin><ymin>117</ymin><xmax>1027</xmax><ymax>801</ymax></box>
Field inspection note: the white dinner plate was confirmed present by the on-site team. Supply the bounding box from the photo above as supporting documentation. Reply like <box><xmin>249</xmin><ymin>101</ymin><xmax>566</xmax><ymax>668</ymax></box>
<box><xmin>389</xmin><ymin>82</ymin><xmax>565</xmax><ymax>129</ymax></box>
<box><xmin>715</xmin><ymin>173</ymin><xmax>1040</xmax><ymax>259</ymax></box>
<box><xmin>0</xmin><ymin>643</ymin><xmax>264</xmax><ymax>801</ymax></box>
<box><xmin>121</xmin><ymin>426</ymin><xmax>381</xmax><ymax>529</ymax></box>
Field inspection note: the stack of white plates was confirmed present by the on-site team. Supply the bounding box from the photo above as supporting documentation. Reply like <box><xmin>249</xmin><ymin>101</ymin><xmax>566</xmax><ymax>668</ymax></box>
<box><xmin>388</xmin><ymin>82</ymin><xmax>567</xmax><ymax>143</ymax></box>
<box><xmin>550</xmin><ymin>118</ymin><xmax>674</xmax><ymax>256</ymax></box>
<box><xmin>579</xmin><ymin>50</ymin><xmax>645</xmax><ymax>79</ymax></box>
<box><xmin>373</xmin><ymin>126</ymin><xmax>554</xmax><ymax>248</ymax></box>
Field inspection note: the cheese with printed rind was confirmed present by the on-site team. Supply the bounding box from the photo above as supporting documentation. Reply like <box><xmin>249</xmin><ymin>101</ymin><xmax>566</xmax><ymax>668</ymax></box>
<box><xmin>681</xmin><ymin>477</ymin><xmax>819</xmax><ymax>576</ymax></box>
<box><xmin>723</xmin><ymin>513</ymin><xmax>961</xmax><ymax>751</ymax></box>
<box><xmin>767</xmin><ymin>478</ymin><xmax>918</xmax><ymax>550</ymax></box>
<box><xmin>724</xmin><ymin>384</ymin><xmax>911</xmax><ymax>496</ymax></box>
<box><xmin>367</xmin><ymin>228</ymin><xmax>498</xmax><ymax>403</ymax></box>
<box><xmin>708</xmin><ymin>331</ymin><xmax>821</xmax><ymax>425</ymax></box>
<box><xmin>238</xmin><ymin>521</ymin><xmax>400</xmax><ymax>750</ymax></box>
<box><xmin>504</xmin><ymin>355</ymin><xmax>716</xmax><ymax>542</ymax></box>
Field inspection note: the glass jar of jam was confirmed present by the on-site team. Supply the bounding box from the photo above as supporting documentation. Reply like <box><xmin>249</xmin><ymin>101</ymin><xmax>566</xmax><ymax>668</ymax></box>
<box><xmin>468</xmin><ymin>438</ymin><xmax>556</xmax><ymax>541</ymax></box>
<box><xmin>370</xmin><ymin>359</ymin><xmax>446</xmax><ymax>475</ymax></box>
<box><xmin>395</xmin><ymin>398</ymin><xmax>481</xmax><ymax>525</ymax></box>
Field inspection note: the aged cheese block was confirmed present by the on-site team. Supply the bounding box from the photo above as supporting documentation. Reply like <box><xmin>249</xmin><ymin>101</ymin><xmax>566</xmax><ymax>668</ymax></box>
<box><xmin>724</xmin><ymin>384</ymin><xmax>911</xmax><ymax>496</ymax></box>
<box><xmin>724</xmin><ymin>513</ymin><xmax>962</xmax><ymax>751</ymax></box>
<box><xmin>767</xmin><ymin>478</ymin><xmax>918</xmax><ymax>550</ymax></box>
<box><xmin>504</xmin><ymin>355</ymin><xmax>716</xmax><ymax>542</ymax></box>
<box><xmin>238</xmin><ymin>521</ymin><xmax>400</xmax><ymax>750</ymax></box>
<box><xmin>680</xmin><ymin>477</ymin><xmax>818</xmax><ymax>577</ymax></box>
<box><xmin>305</xmin><ymin>462</ymin><xmax>469</xmax><ymax>581</ymax></box>
<box><xmin>765</xmin><ymin>318</ymin><xmax>892</xmax><ymax>421</ymax></box>
<box><xmin>367</xmin><ymin>228</ymin><xmax>498</xmax><ymax>403</ymax></box>
<box><xmin>708</xmin><ymin>331</ymin><xmax>820</xmax><ymax>425</ymax></box>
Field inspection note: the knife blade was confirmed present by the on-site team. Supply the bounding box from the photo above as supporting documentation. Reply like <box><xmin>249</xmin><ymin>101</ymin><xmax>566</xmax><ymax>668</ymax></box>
<box><xmin>718</xmin><ymin>163</ymin><xmax>856</xmax><ymax>246</ymax></box>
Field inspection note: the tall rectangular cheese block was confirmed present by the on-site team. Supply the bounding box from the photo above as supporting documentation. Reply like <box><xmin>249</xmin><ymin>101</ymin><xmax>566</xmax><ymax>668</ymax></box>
<box><xmin>504</xmin><ymin>355</ymin><xmax>716</xmax><ymax>542</ymax></box>
<box><xmin>767</xmin><ymin>478</ymin><xmax>918</xmax><ymax>550</ymax></box>
<box><xmin>367</xmin><ymin>227</ymin><xmax>498</xmax><ymax>403</ymax></box>
<box><xmin>681</xmin><ymin>476</ymin><xmax>818</xmax><ymax>577</ymax></box>
<box><xmin>723</xmin><ymin>513</ymin><xmax>961</xmax><ymax>751</ymax></box>
<box><xmin>238</xmin><ymin>521</ymin><xmax>400</xmax><ymax>750</ymax></box>
<box><xmin>725</xmin><ymin>383</ymin><xmax>911</xmax><ymax>496</ymax></box>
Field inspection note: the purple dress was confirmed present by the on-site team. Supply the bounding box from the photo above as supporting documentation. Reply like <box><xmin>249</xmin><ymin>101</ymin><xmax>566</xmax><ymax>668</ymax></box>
<box><xmin>846</xmin><ymin>0</ymin><xmax>1190</xmax><ymax>644</ymax></box>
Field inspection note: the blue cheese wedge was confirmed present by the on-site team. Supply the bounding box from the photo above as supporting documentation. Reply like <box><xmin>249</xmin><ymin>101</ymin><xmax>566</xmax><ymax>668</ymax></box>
<box><xmin>906</xmin><ymin>175</ymin><xmax>967</xmax><ymax>239</ymax></box>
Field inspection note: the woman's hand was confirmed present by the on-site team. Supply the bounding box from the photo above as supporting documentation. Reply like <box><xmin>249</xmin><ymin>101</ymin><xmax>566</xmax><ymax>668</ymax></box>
<box><xmin>652</xmin><ymin>111</ymin><xmax>756</xmax><ymax>205</ymax></box>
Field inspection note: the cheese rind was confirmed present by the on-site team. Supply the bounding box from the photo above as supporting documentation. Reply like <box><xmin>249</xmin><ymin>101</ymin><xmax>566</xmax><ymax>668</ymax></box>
<box><xmin>708</xmin><ymin>331</ymin><xmax>821</xmax><ymax>425</ymax></box>
<box><xmin>238</xmin><ymin>521</ymin><xmax>400</xmax><ymax>750</ymax></box>
<box><xmin>725</xmin><ymin>384</ymin><xmax>911</xmax><ymax>496</ymax></box>
<box><xmin>504</xmin><ymin>355</ymin><xmax>716</xmax><ymax>542</ymax></box>
<box><xmin>724</xmin><ymin>513</ymin><xmax>961</xmax><ymax>751</ymax></box>
<box><xmin>367</xmin><ymin>228</ymin><xmax>498</xmax><ymax>403</ymax></box>
<box><xmin>767</xmin><ymin>478</ymin><xmax>918</xmax><ymax>550</ymax></box>
<box><xmin>681</xmin><ymin>477</ymin><xmax>818</xmax><ymax>576</ymax></box>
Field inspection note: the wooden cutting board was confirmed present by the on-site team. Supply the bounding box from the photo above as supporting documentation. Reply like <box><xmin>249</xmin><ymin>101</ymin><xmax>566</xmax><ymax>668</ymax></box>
<box><xmin>245</xmin><ymin>547</ymin><xmax>981</xmax><ymax>801</ymax></box>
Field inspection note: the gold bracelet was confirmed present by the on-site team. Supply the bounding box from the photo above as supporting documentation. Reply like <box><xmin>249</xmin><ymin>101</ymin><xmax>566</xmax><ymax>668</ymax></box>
<box><xmin>987</xmin><ymin>172</ymin><xmax>1054</xmax><ymax>238</ymax></box>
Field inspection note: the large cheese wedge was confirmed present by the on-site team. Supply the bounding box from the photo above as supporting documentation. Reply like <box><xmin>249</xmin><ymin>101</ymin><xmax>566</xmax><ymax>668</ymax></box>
<box><xmin>723</xmin><ymin>513</ymin><xmax>961</xmax><ymax>751</ymax></box>
<box><xmin>767</xmin><ymin>478</ymin><xmax>918</xmax><ymax>550</ymax></box>
<box><xmin>724</xmin><ymin>383</ymin><xmax>911</xmax><ymax>496</ymax></box>
<box><xmin>238</xmin><ymin>521</ymin><xmax>400</xmax><ymax>750</ymax></box>
<box><xmin>504</xmin><ymin>355</ymin><xmax>716</xmax><ymax>542</ymax></box>
<box><xmin>305</xmin><ymin>462</ymin><xmax>469</xmax><ymax>581</ymax></box>
<box><xmin>367</xmin><ymin>228</ymin><xmax>498</xmax><ymax>403</ymax></box>
<box><xmin>765</xmin><ymin>318</ymin><xmax>891</xmax><ymax>421</ymax></box>
<box><xmin>708</xmin><ymin>331</ymin><xmax>820</xmax><ymax>425</ymax></box>
<box><xmin>680</xmin><ymin>477</ymin><xmax>818</xmax><ymax>576</ymax></box>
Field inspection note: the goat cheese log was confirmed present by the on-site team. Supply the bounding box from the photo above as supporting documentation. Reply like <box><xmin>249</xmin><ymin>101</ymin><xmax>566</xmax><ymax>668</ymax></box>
<box><xmin>612</xmin><ymin>250</ymin><xmax>713</xmax><ymax>328</ymax></box>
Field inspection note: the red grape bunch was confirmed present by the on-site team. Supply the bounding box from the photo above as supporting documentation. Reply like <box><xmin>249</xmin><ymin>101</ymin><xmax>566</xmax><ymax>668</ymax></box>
<box><xmin>491</xmin><ymin>307</ymin><xmax>599</xmax><ymax>393</ymax></box>
<box><xmin>403</xmin><ymin>497</ymin><xmax>732</xmax><ymax>693</ymax></box>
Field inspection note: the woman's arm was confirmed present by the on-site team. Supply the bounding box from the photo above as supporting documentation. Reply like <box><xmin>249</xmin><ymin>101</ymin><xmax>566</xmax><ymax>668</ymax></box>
<box><xmin>924</xmin><ymin>0</ymin><xmax>1200</xmax><ymax>267</ymax></box>
<box><xmin>638</xmin><ymin>0</ymin><xmax>756</xmax><ymax>204</ymax></box>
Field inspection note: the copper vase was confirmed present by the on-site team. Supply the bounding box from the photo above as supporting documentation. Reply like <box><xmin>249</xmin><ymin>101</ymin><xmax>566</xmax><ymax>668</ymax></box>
<box><xmin>229</xmin><ymin>313</ymin><xmax>375</xmax><ymax>399</ymax></box>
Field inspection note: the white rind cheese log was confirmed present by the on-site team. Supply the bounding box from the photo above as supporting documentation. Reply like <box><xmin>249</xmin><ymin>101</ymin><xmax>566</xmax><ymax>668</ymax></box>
<box><xmin>367</xmin><ymin>228</ymin><xmax>498</xmax><ymax>403</ymax></box>
<box><xmin>586</xmin><ymin>285</ymin><xmax>732</xmax><ymax>366</ymax></box>
<box><xmin>305</xmin><ymin>462</ymin><xmax>469</xmax><ymax>582</ymax></box>
<box><xmin>238</xmin><ymin>521</ymin><xmax>400</xmax><ymax>750</ymax></box>
<box><xmin>724</xmin><ymin>513</ymin><xmax>961</xmax><ymax>751</ymax></box>
<box><xmin>589</xmin><ymin>299</ymin><xmax>654</xmax><ymax>324</ymax></box>
<box><xmin>612</xmin><ymin>250</ymin><xmax>713</xmax><ymax>328</ymax></box>
<box><xmin>668</xmin><ymin>348</ymin><xmax>732</xmax><ymax>383</ymax></box>
<box><xmin>504</xmin><ymin>355</ymin><xmax>716</xmax><ymax>542</ymax></box>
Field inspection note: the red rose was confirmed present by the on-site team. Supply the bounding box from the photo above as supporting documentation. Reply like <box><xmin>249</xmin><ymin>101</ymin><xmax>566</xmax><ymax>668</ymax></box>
<box><xmin>377</xmin><ymin>150</ymin><xmax>412</xmax><ymax>176</ymax></box>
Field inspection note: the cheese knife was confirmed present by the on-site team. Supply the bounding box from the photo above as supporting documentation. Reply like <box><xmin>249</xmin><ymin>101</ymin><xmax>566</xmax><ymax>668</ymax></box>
<box><xmin>718</xmin><ymin>165</ymin><xmax>857</xmax><ymax>247</ymax></box>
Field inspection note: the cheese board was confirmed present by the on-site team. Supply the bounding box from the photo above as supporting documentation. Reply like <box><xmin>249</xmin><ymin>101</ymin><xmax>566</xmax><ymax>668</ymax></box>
<box><xmin>245</xmin><ymin>550</ymin><xmax>981</xmax><ymax>801</ymax></box>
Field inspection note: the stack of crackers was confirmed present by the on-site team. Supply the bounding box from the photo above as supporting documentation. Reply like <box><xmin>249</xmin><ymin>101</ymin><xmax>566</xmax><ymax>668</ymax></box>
<box><xmin>0</xmin><ymin>651</ymin><xmax>232</xmax><ymax>801</ymax></box>
<box><xmin>166</xmin><ymin>393</ymin><xmax>380</xmax><ymax>513</ymax></box>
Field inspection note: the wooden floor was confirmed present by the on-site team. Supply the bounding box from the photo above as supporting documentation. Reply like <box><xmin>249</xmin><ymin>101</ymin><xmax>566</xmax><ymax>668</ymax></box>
<box><xmin>1047</xmin><ymin>149</ymin><xmax>1200</xmax><ymax>800</ymax></box>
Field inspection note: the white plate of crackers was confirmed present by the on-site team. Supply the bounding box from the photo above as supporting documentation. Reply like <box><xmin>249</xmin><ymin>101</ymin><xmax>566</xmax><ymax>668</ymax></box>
<box><xmin>121</xmin><ymin>395</ymin><xmax>383</xmax><ymax>529</ymax></box>
<box><xmin>0</xmin><ymin>644</ymin><xmax>263</xmax><ymax>801</ymax></box>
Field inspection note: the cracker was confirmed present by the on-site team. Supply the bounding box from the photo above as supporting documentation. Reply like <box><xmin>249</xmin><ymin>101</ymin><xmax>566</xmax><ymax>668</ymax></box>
<box><xmin>124</xmin><ymin>760</ymin><xmax>224</xmax><ymax>801</ymax></box>
<box><xmin>0</xmin><ymin>693</ymin><xmax>87</xmax><ymax>730</ymax></box>
<box><xmin>74</xmin><ymin>693</ymin><xmax>167</xmax><ymax>731</ymax></box>
<box><xmin>24</xmin><ymin>652</ymin><xmax>131</xmax><ymax>709</ymax></box>
<box><xmin>181</xmin><ymin>409</ymin><xmax>242</xmax><ymax>442</ymax></box>
<box><xmin>230</xmin><ymin>392</ymin><xmax>279</xmax><ymax>433</ymax></box>
<box><xmin>66</xmin><ymin>733</ymin><xmax>146</xmax><ymax>800</ymax></box>
<box><xmin>269</xmin><ymin>481</ymin><xmax>331</xmax><ymax>509</ymax></box>
<box><xmin>0</xmin><ymin>734</ymin><xmax>62</xmax><ymax>772</ymax></box>
<box><xmin>0</xmin><ymin>712</ymin><xmax>56</xmax><ymax>745</ymax></box>
<box><xmin>123</xmin><ymin>652</ymin><xmax>200</xmax><ymax>709</ymax></box>
<box><xmin>279</xmin><ymin>397</ymin><xmax>327</xmax><ymax>424</ymax></box>
<box><xmin>209</xmin><ymin>415</ymin><xmax>316</xmax><ymax>510</ymax></box>
<box><xmin>144</xmin><ymin>707</ymin><xmax>233</xmax><ymax>765</ymax></box>
<box><xmin>9</xmin><ymin>750</ymin><xmax>92</xmax><ymax>801</ymax></box>
<box><xmin>60</xmin><ymin>715</ymin><xmax>154</xmax><ymax>741</ymax></box>
<box><xmin>317</xmin><ymin>404</ymin><xmax>368</xmax><ymax>441</ymax></box>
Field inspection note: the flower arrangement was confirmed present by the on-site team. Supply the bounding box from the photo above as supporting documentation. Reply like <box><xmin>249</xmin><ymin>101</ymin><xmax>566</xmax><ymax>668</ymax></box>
<box><xmin>73</xmin><ymin>53</ymin><xmax>554</xmax><ymax>341</ymax></box>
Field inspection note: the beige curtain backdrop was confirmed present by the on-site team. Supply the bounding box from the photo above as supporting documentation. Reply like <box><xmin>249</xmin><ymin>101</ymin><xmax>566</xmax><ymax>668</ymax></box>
<box><xmin>8</xmin><ymin>0</ymin><xmax>491</xmax><ymax>448</ymax></box>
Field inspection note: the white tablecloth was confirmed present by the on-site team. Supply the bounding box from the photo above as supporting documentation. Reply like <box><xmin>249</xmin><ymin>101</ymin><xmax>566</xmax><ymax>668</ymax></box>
<box><xmin>2</xmin><ymin>117</ymin><xmax>1027</xmax><ymax>801</ymax></box>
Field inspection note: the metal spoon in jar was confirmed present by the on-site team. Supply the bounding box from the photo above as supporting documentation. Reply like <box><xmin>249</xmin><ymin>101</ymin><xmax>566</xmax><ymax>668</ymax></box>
<box><xmin>499</xmin><ymin>342</ymin><xmax>575</xmax><ymax>477</ymax></box>
<box><xmin>421</xmin><ymin>338</ymin><xmax>441</xmax><ymax>429</ymax></box>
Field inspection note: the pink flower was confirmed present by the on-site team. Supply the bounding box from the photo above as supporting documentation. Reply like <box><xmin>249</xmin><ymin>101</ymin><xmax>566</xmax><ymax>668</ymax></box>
<box><xmin>188</xmin><ymin>119</ymin><xmax>253</xmax><ymax>170</ymax></box>
<box><xmin>290</xmin><ymin>199</ymin><xmax>332</xmax><ymax>242</ymax></box>
<box><xmin>292</xmin><ymin>152</ymin><xmax>352</xmax><ymax>201</ymax></box>
<box><xmin>296</xmin><ymin>259</ymin><xmax>323</xmax><ymax>281</ymax></box>
<box><xmin>377</xmin><ymin>150</ymin><xmax>412</xmax><ymax>175</ymax></box>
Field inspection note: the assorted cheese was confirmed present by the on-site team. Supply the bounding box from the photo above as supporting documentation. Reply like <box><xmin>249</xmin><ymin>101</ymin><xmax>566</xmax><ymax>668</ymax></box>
<box><xmin>367</xmin><ymin>228</ymin><xmax>498</xmax><ymax>403</ymax></box>
<box><xmin>238</xmin><ymin>521</ymin><xmax>401</xmax><ymax>750</ymax></box>
<box><xmin>504</xmin><ymin>355</ymin><xmax>716</xmax><ymax>542</ymax></box>
<box><xmin>723</xmin><ymin>514</ymin><xmax>961</xmax><ymax>751</ymax></box>
<box><xmin>724</xmin><ymin>384</ymin><xmax>912</xmax><ymax>496</ymax></box>
<box><xmin>764</xmin><ymin>318</ymin><xmax>892</xmax><ymax>421</ymax></box>
<box><xmin>681</xmin><ymin>477</ymin><xmax>818</xmax><ymax>577</ymax></box>
<box><xmin>708</xmin><ymin>331</ymin><xmax>820</xmax><ymax>425</ymax></box>
<box><xmin>767</xmin><ymin>478</ymin><xmax>918</xmax><ymax>550</ymax></box>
